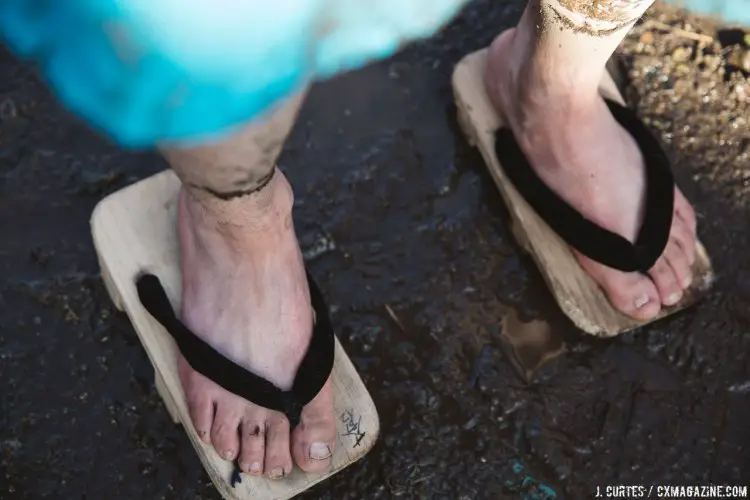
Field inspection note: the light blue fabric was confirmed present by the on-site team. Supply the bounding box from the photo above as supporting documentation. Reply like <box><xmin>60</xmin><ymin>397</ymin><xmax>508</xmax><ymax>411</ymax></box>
<box><xmin>0</xmin><ymin>0</ymin><xmax>470</xmax><ymax>148</ymax></box>
<box><xmin>661</xmin><ymin>0</ymin><xmax>750</xmax><ymax>26</ymax></box>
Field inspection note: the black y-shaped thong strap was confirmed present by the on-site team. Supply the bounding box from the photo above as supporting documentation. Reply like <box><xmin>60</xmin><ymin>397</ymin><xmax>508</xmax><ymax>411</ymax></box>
<box><xmin>135</xmin><ymin>272</ymin><xmax>335</xmax><ymax>429</ymax></box>
<box><xmin>495</xmin><ymin>98</ymin><xmax>675</xmax><ymax>273</ymax></box>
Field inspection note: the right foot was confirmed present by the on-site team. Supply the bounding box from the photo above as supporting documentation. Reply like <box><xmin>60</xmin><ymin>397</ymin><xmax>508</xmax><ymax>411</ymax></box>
<box><xmin>483</xmin><ymin>29</ymin><xmax>697</xmax><ymax>320</ymax></box>
<box><xmin>177</xmin><ymin>171</ymin><xmax>336</xmax><ymax>478</ymax></box>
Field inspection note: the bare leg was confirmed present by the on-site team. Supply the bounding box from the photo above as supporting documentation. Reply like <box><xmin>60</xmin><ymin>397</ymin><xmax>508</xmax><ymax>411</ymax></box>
<box><xmin>160</xmin><ymin>92</ymin><xmax>336</xmax><ymax>479</ymax></box>
<box><xmin>484</xmin><ymin>0</ymin><xmax>697</xmax><ymax>319</ymax></box>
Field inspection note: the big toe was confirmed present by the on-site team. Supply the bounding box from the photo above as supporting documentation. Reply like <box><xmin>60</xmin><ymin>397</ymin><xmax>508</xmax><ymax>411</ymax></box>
<box><xmin>579</xmin><ymin>255</ymin><xmax>662</xmax><ymax>320</ymax></box>
<box><xmin>291</xmin><ymin>379</ymin><xmax>336</xmax><ymax>473</ymax></box>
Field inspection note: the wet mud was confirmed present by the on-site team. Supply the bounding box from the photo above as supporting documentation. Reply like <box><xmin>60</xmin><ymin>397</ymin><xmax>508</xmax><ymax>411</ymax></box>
<box><xmin>1</xmin><ymin>1</ymin><xmax>749</xmax><ymax>498</ymax></box>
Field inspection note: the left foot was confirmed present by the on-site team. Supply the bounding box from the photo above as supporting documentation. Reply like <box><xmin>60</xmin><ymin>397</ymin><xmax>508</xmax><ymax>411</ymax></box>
<box><xmin>483</xmin><ymin>28</ymin><xmax>697</xmax><ymax>320</ymax></box>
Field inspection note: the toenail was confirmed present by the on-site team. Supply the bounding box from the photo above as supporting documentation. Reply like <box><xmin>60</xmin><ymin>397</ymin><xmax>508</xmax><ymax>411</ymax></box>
<box><xmin>222</xmin><ymin>450</ymin><xmax>235</xmax><ymax>460</ymax></box>
<box><xmin>269</xmin><ymin>467</ymin><xmax>285</xmax><ymax>480</ymax></box>
<box><xmin>241</xmin><ymin>461</ymin><xmax>262</xmax><ymax>474</ymax></box>
<box><xmin>682</xmin><ymin>275</ymin><xmax>692</xmax><ymax>289</ymax></box>
<box><xmin>666</xmin><ymin>292</ymin><xmax>682</xmax><ymax>305</ymax></box>
<box><xmin>634</xmin><ymin>294</ymin><xmax>650</xmax><ymax>309</ymax></box>
<box><xmin>309</xmin><ymin>442</ymin><xmax>332</xmax><ymax>460</ymax></box>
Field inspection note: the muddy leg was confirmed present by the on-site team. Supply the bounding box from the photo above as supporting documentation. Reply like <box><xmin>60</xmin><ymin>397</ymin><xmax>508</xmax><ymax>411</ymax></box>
<box><xmin>160</xmin><ymin>92</ymin><xmax>306</xmax><ymax>203</ymax></box>
<box><xmin>159</xmin><ymin>91</ymin><xmax>337</xmax><ymax>478</ymax></box>
<box><xmin>539</xmin><ymin>0</ymin><xmax>656</xmax><ymax>63</ymax></box>
<box><xmin>483</xmin><ymin>0</ymin><xmax>698</xmax><ymax>320</ymax></box>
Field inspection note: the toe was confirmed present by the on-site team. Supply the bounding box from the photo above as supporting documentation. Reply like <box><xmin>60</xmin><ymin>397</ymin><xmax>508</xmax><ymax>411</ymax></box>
<box><xmin>264</xmin><ymin>414</ymin><xmax>293</xmax><ymax>480</ymax></box>
<box><xmin>663</xmin><ymin>238</ymin><xmax>692</xmax><ymax>290</ymax></box>
<box><xmin>674</xmin><ymin>188</ymin><xmax>697</xmax><ymax>237</ymax></box>
<box><xmin>186</xmin><ymin>392</ymin><xmax>214</xmax><ymax>444</ymax></box>
<box><xmin>239</xmin><ymin>417</ymin><xmax>266</xmax><ymax>475</ymax></box>
<box><xmin>291</xmin><ymin>380</ymin><xmax>336</xmax><ymax>473</ymax></box>
<box><xmin>579</xmin><ymin>256</ymin><xmax>661</xmax><ymax>320</ymax></box>
<box><xmin>210</xmin><ymin>404</ymin><xmax>242</xmax><ymax>461</ymax></box>
<box><xmin>670</xmin><ymin>215</ymin><xmax>697</xmax><ymax>267</ymax></box>
<box><xmin>648</xmin><ymin>257</ymin><xmax>682</xmax><ymax>306</ymax></box>
<box><xmin>180</xmin><ymin>358</ymin><xmax>214</xmax><ymax>444</ymax></box>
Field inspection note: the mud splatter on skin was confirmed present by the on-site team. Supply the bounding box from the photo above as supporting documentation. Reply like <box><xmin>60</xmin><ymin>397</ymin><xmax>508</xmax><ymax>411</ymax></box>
<box><xmin>159</xmin><ymin>92</ymin><xmax>305</xmax><ymax>197</ymax></box>
<box><xmin>545</xmin><ymin>0</ymin><xmax>651</xmax><ymax>36</ymax></box>
<box><xmin>188</xmin><ymin>165</ymin><xmax>277</xmax><ymax>200</ymax></box>
<box><xmin>544</xmin><ymin>4</ymin><xmax>635</xmax><ymax>36</ymax></box>
<box><xmin>560</xmin><ymin>0</ymin><xmax>650</xmax><ymax>24</ymax></box>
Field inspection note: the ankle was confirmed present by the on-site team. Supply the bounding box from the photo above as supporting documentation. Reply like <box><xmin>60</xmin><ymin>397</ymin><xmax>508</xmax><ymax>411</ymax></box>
<box><xmin>515</xmin><ymin>48</ymin><xmax>600</xmax><ymax>103</ymax></box>
<box><xmin>509</xmin><ymin>3</ymin><xmax>609</xmax><ymax>95</ymax></box>
<box><xmin>502</xmin><ymin>55</ymin><xmax>598</xmax><ymax>141</ymax></box>
<box><xmin>184</xmin><ymin>170</ymin><xmax>295</xmax><ymax>237</ymax></box>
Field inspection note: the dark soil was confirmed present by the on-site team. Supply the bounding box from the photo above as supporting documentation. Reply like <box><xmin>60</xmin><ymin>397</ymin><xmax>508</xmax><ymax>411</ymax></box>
<box><xmin>1</xmin><ymin>1</ymin><xmax>749</xmax><ymax>499</ymax></box>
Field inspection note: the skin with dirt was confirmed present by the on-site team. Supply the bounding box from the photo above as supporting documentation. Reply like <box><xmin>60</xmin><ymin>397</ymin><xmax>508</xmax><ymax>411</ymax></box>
<box><xmin>158</xmin><ymin>92</ymin><xmax>307</xmax><ymax>199</ymax></box>
<box><xmin>558</xmin><ymin>0</ymin><xmax>651</xmax><ymax>25</ymax></box>
<box><xmin>1</xmin><ymin>2</ymin><xmax>749</xmax><ymax>498</ymax></box>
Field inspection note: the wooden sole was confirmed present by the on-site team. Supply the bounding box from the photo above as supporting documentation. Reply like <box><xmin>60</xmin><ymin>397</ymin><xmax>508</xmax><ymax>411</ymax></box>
<box><xmin>91</xmin><ymin>170</ymin><xmax>379</xmax><ymax>500</ymax></box>
<box><xmin>452</xmin><ymin>48</ymin><xmax>715</xmax><ymax>337</ymax></box>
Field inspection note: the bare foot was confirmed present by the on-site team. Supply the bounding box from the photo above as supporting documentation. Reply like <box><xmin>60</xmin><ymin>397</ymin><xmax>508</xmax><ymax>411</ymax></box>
<box><xmin>177</xmin><ymin>171</ymin><xmax>336</xmax><ymax>478</ymax></box>
<box><xmin>484</xmin><ymin>29</ymin><xmax>697</xmax><ymax>320</ymax></box>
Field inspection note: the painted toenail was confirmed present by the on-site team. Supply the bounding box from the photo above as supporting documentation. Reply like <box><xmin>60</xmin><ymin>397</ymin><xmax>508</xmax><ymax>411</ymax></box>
<box><xmin>666</xmin><ymin>292</ymin><xmax>682</xmax><ymax>305</ymax></box>
<box><xmin>250</xmin><ymin>462</ymin><xmax>263</xmax><ymax>474</ymax></box>
<box><xmin>222</xmin><ymin>450</ymin><xmax>235</xmax><ymax>460</ymax></box>
<box><xmin>269</xmin><ymin>467</ymin><xmax>285</xmax><ymax>480</ymax></box>
<box><xmin>634</xmin><ymin>294</ymin><xmax>650</xmax><ymax>309</ymax></box>
<box><xmin>309</xmin><ymin>442</ymin><xmax>332</xmax><ymax>460</ymax></box>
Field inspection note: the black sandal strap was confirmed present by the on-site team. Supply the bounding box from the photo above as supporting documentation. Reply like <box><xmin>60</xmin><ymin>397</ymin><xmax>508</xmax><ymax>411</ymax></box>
<box><xmin>135</xmin><ymin>272</ymin><xmax>335</xmax><ymax>429</ymax></box>
<box><xmin>495</xmin><ymin>98</ymin><xmax>674</xmax><ymax>273</ymax></box>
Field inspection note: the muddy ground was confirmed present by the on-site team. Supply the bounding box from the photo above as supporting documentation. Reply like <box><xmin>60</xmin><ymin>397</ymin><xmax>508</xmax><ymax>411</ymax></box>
<box><xmin>1</xmin><ymin>1</ymin><xmax>749</xmax><ymax>499</ymax></box>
